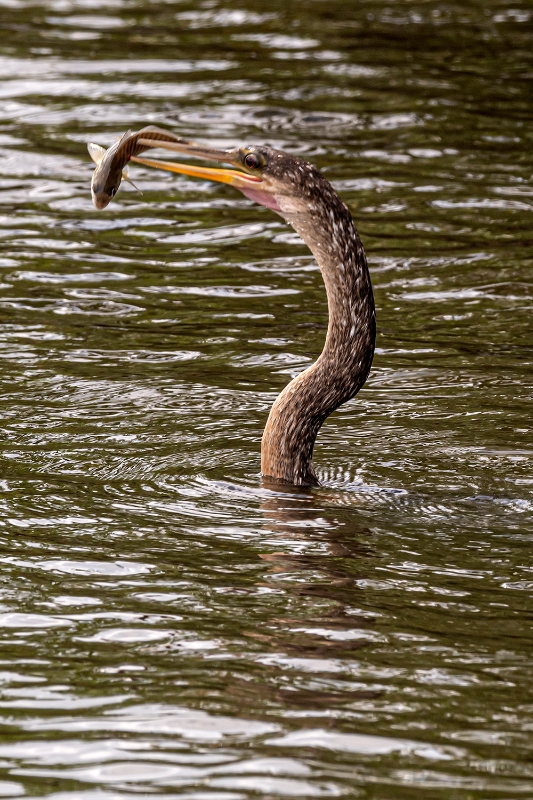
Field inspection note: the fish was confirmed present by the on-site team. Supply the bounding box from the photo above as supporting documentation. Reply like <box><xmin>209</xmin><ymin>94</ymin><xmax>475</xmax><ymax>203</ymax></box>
<box><xmin>87</xmin><ymin>125</ymin><xmax>193</xmax><ymax>210</ymax></box>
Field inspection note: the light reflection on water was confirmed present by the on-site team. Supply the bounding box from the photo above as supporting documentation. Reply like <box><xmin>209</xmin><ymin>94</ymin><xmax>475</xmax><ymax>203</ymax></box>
<box><xmin>0</xmin><ymin>0</ymin><xmax>532</xmax><ymax>797</ymax></box>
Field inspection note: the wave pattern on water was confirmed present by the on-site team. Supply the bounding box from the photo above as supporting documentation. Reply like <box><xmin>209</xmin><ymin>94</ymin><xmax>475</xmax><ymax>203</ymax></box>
<box><xmin>0</xmin><ymin>0</ymin><xmax>532</xmax><ymax>797</ymax></box>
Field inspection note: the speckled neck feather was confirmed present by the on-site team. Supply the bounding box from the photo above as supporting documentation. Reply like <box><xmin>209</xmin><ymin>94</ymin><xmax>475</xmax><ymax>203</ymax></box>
<box><xmin>261</xmin><ymin>168</ymin><xmax>376</xmax><ymax>487</ymax></box>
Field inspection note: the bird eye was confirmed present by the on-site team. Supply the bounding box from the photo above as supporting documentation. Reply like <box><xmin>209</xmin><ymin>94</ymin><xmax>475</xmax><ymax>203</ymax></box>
<box><xmin>244</xmin><ymin>153</ymin><xmax>260</xmax><ymax>169</ymax></box>
<box><xmin>110</xmin><ymin>187</ymin><xmax>116</xmax><ymax>197</ymax></box>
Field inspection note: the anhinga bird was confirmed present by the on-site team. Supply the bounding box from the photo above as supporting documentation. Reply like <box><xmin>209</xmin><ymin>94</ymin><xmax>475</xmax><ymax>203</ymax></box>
<box><xmin>129</xmin><ymin>137</ymin><xmax>376</xmax><ymax>487</ymax></box>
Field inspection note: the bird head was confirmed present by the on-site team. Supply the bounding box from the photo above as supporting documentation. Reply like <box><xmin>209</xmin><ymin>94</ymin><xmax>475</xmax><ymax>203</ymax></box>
<box><xmin>131</xmin><ymin>140</ymin><xmax>329</xmax><ymax>219</ymax></box>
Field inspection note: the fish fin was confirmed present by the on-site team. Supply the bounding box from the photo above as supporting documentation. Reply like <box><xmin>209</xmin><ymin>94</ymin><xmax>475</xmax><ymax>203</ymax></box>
<box><xmin>87</xmin><ymin>142</ymin><xmax>106</xmax><ymax>165</ymax></box>
<box><xmin>122</xmin><ymin>174</ymin><xmax>143</xmax><ymax>194</ymax></box>
<box><xmin>116</xmin><ymin>129</ymin><xmax>132</xmax><ymax>143</ymax></box>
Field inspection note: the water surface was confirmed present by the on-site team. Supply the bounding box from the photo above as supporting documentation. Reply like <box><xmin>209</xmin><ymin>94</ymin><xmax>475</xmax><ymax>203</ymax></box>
<box><xmin>0</xmin><ymin>0</ymin><xmax>532</xmax><ymax>797</ymax></box>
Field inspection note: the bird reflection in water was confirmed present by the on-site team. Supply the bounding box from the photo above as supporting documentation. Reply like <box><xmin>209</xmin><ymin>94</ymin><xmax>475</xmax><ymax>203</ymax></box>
<box><xmin>228</xmin><ymin>485</ymin><xmax>383</xmax><ymax>710</ymax></box>
<box><xmin>258</xmin><ymin>483</ymin><xmax>374</xmax><ymax>601</ymax></box>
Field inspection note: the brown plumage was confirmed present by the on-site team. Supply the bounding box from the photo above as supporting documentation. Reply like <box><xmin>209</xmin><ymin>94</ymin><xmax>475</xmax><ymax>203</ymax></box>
<box><xmin>254</xmin><ymin>151</ymin><xmax>375</xmax><ymax>486</ymax></box>
<box><xmin>115</xmin><ymin>137</ymin><xmax>376</xmax><ymax>486</ymax></box>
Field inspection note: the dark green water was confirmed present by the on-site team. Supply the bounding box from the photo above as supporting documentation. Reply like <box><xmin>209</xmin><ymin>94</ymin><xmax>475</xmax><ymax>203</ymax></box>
<box><xmin>0</xmin><ymin>0</ymin><xmax>532</xmax><ymax>797</ymax></box>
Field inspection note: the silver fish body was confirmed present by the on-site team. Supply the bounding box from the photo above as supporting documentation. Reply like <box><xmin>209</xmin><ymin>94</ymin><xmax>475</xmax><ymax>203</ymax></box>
<box><xmin>88</xmin><ymin>126</ymin><xmax>193</xmax><ymax>210</ymax></box>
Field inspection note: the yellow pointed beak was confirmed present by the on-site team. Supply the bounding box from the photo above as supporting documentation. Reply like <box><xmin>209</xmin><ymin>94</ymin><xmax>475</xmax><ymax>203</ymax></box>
<box><xmin>130</xmin><ymin>138</ymin><xmax>262</xmax><ymax>189</ymax></box>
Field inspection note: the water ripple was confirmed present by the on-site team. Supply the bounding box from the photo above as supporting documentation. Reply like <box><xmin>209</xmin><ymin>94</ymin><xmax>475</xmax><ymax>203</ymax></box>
<box><xmin>0</xmin><ymin>0</ymin><xmax>531</xmax><ymax>797</ymax></box>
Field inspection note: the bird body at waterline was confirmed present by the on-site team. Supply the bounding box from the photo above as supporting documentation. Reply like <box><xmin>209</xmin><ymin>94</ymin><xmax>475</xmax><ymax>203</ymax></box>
<box><xmin>88</xmin><ymin>132</ymin><xmax>376</xmax><ymax>487</ymax></box>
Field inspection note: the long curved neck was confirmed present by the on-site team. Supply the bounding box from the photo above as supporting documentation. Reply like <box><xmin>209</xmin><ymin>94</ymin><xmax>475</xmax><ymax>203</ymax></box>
<box><xmin>261</xmin><ymin>185</ymin><xmax>376</xmax><ymax>486</ymax></box>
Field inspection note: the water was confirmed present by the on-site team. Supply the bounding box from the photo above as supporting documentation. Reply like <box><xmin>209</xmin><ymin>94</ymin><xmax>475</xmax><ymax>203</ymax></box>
<box><xmin>0</xmin><ymin>0</ymin><xmax>532</xmax><ymax>797</ymax></box>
